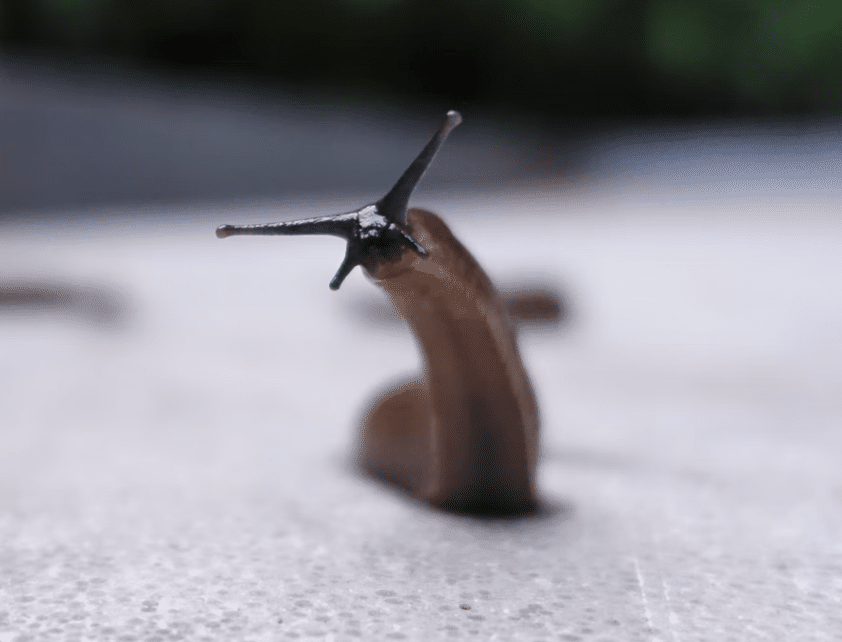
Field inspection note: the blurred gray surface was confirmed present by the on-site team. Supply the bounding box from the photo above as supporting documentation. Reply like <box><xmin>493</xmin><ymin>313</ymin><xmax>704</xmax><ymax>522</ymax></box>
<box><xmin>1</xmin><ymin>185</ymin><xmax>841</xmax><ymax>640</ymax></box>
<box><xmin>3</xmin><ymin>55</ymin><xmax>840</xmax><ymax>218</ymax></box>
<box><xmin>0</xmin><ymin>56</ymin><xmax>569</xmax><ymax>215</ymax></box>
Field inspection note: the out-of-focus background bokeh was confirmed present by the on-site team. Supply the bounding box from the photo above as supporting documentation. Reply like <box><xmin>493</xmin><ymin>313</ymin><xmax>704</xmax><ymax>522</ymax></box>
<box><xmin>4</xmin><ymin>0</ymin><xmax>842</xmax><ymax>116</ymax></box>
<box><xmin>2</xmin><ymin>3</ymin><xmax>842</xmax><ymax>641</ymax></box>
<box><xmin>1</xmin><ymin>0</ymin><xmax>841</xmax><ymax>214</ymax></box>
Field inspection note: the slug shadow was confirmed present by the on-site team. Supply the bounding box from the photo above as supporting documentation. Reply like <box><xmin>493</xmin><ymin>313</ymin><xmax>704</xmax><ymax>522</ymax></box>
<box><xmin>340</xmin><ymin>429</ymin><xmax>574</xmax><ymax>524</ymax></box>
<box><xmin>344</xmin><ymin>450</ymin><xmax>574</xmax><ymax>524</ymax></box>
<box><xmin>443</xmin><ymin>494</ymin><xmax>573</xmax><ymax>523</ymax></box>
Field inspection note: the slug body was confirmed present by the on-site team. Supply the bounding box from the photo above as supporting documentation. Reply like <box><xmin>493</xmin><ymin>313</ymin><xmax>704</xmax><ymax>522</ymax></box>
<box><xmin>218</xmin><ymin>112</ymin><xmax>540</xmax><ymax>515</ymax></box>
<box><xmin>362</xmin><ymin>208</ymin><xmax>539</xmax><ymax>514</ymax></box>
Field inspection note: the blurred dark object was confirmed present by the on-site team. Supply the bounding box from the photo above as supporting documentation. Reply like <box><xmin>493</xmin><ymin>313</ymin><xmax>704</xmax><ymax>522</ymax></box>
<box><xmin>2</xmin><ymin>0</ymin><xmax>840</xmax><ymax>118</ymax></box>
<box><xmin>0</xmin><ymin>280</ymin><xmax>126</xmax><ymax>325</ymax></box>
<box><xmin>502</xmin><ymin>287</ymin><xmax>565</xmax><ymax>327</ymax></box>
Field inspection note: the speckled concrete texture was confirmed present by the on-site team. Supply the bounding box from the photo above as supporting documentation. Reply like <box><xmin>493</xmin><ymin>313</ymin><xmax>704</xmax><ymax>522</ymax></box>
<box><xmin>2</xmin><ymin>186</ymin><xmax>841</xmax><ymax>641</ymax></box>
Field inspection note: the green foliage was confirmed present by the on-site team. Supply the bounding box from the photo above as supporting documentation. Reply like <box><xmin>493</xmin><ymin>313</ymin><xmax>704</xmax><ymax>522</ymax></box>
<box><xmin>520</xmin><ymin>0</ymin><xmax>610</xmax><ymax>39</ymax></box>
<box><xmin>785</xmin><ymin>0</ymin><xmax>842</xmax><ymax>39</ymax></box>
<box><xmin>644</xmin><ymin>0</ymin><xmax>842</xmax><ymax>111</ymax></box>
<box><xmin>2</xmin><ymin>0</ymin><xmax>840</xmax><ymax>116</ymax></box>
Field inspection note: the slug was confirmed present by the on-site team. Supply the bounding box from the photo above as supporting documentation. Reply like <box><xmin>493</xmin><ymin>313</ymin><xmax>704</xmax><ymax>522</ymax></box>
<box><xmin>217</xmin><ymin>112</ymin><xmax>539</xmax><ymax>515</ymax></box>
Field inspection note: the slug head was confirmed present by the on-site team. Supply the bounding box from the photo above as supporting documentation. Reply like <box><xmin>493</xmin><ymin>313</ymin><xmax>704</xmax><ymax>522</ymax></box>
<box><xmin>216</xmin><ymin>110</ymin><xmax>462</xmax><ymax>290</ymax></box>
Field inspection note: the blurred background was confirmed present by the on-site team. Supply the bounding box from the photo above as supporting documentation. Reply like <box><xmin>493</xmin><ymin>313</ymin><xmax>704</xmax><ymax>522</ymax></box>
<box><xmin>4</xmin><ymin>0</ymin><xmax>842</xmax><ymax>116</ymax></box>
<box><xmin>1</xmin><ymin>0</ymin><xmax>841</xmax><ymax>214</ymax></box>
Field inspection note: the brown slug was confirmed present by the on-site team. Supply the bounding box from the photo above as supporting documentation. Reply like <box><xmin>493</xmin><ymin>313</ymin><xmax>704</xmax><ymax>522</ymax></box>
<box><xmin>217</xmin><ymin>112</ymin><xmax>539</xmax><ymax>515</ymax></box>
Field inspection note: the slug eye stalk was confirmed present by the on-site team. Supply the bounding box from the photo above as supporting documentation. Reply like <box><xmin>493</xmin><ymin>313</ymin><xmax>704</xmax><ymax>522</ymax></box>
<box><xmin>216</xmin><ymin>110</ymin><xmax>462</xmax><ymax>290</ymax></box>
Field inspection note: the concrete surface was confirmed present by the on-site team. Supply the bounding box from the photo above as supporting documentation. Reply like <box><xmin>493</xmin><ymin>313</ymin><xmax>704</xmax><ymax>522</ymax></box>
<box><xmin>1</xmin><ymin>177</ymin><xmax>841</xmax><ymax>640</ymax></box>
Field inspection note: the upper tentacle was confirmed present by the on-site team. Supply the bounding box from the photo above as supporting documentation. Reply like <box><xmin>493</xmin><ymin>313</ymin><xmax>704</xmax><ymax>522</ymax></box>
<box><xmin>216</xmin><ymin>111</ymin><xmax>461</xmax><ymax>288</ymax></box>
<box><xmin>378</xmin><ymin>111</ymin><xmax>462</xmax><ymax>226</ymax></box>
